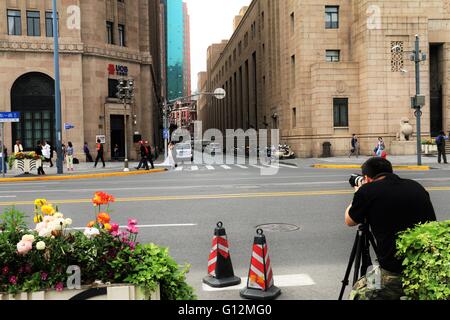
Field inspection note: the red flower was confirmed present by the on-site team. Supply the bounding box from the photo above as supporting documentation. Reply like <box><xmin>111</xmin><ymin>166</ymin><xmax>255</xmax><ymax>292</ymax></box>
<box><xmin>55</xmin><ymin>282</ymin><xmax>64</xmax><ymax>292</ymax></box>
<box><xmin>9</xmin><ymin>276</ymin><xmax>17</xmax><ymax>285</ymax></box>
<box><xmin>92</xmin><ymin>192</ymin><xmax>115</xmax><ymax>206</ymax></box>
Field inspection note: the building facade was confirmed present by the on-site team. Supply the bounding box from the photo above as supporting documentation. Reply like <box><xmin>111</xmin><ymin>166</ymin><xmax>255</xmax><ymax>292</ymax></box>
<box><xmin>183</xmin><ymin>2</ymin><xmax>191</xmax><ymax>98</ymax></box>
<box><xmin>199</xmin><ymin>0</ymin><xmax>450</xmax><ymax>157</ymax></box>
<box><xmin>0</xmin><ymin>0</ymin><xmax>163</xmax><ymax>161</ymax></box>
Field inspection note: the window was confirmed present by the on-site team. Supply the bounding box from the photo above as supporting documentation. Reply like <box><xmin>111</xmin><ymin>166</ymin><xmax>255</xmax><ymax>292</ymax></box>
<box><xmin>7</xmin><ymin>10</ymin><xmax>22</xmax><ymax>36</ymax></box>
<box><xmin>291</xmin><ymin>55</ymin><xmax>296</xmax><ymax>88</ymax></box>
<box><xmin>45</xmin><ymin>12</ymin><xmax>54</xmax><ymax>37</ymax></box>
<box><xmin>106</xmin><ymin>21</ymin><xmax>114</xmax><ymax>44</ymax></box>
<box><xmin>333</xmin><ymin>98</ymin><xmax>348</xmax><ymax>127</ymax></box>
<box><xmin>292</xmin><ymin>108</ymin><xmax>297</xmax><ymax>128</ymax></box>
<box><xmin>27</xmin><ymin>11</ymin><xmax>41</xmax><ymax>36</ymax></box>
<box><xmin>261</xmin><ymin>11</ymin><xmax>265</xmax><ymax>30</ymax></box>
<box><xmin>326</xmin><ymin>50</ymin><xmax>340</xmax><ymax>62</ymax></box>
<box><xmin>108</xmin><ymin>79</ymin><xmax>119</xmax><ymax>98</ymax></box>
<box><xmin>391</xmin><ymin>41</ymin><xmax>404</xmax><ymax>72</ymax></box>
<box><xmin>325</xmin><ymin>6</ymin><xmax>339</xmax><ymax>29</ymax></box>
<box><xmin>290</xmin><ymin>12</ymin><xmax>295</xmax><ymax>35</ymax></box>
<box><xmin>118</xmin><ymin>24</ymin><xmax>126</xmax><ymax>46</ymax></box>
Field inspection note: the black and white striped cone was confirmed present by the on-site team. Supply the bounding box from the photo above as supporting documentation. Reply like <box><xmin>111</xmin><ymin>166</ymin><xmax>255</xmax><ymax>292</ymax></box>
<box><xmin>203</xmin><ymin>222</ymin><xmax>241</xmax><ymax>288</ymax></box>
<box><xmin>240</xmin><ymin>229</ymin><xmax>281</xmax><ymax>300</ymax></box>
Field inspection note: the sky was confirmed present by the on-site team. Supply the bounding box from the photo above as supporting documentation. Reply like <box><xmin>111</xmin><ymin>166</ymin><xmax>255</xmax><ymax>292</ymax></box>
<box><xmin>184</xmin><ymin>0</ymin><xmax>252</xmax><ymax>92</ymax></box>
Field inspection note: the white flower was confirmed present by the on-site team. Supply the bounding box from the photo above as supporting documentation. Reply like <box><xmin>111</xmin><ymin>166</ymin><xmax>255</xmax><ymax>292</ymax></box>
<box><xmin>36</xmin><ymin>241</ymin><xmax>46</xmax><ymax>251</ymax></box>
<box><xmin>54</xmin><ymin>213</ymin><xmax>64</xmax><ymax>219</ymax></box>
<box><xmin>64</xmin><ymin>218</ymin><xmax>73</xmax><ymax>226</ymax></box>
<box><xmin>38</xmin><ymin>228</ymin><xmax>52</xmax><ymax>238</ymax></box>
<box><xmin>84</xmin><ymin>227</ymin><xmax>100</xmax><ymax>239</ymax></box>
<box><xmin>22</xmin><ymin>234</ymin><xmax>35</xmax><ymax>243</ymax></box>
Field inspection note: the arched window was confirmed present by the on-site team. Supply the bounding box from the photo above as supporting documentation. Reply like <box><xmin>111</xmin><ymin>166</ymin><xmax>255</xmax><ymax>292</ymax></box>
<box><xmin>11</xmin><ymin>72</ymin><xmax>55</xmax><ymax>150</ymax></box>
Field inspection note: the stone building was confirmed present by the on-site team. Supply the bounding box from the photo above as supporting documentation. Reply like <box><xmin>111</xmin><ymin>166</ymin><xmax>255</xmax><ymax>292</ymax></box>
<box><xmin>0</xmin><ymin>0</ymin><xmax>163</xmax><ymax>161</ymax></box>
<box><xmin>198</xmin><ymin>0</ymin><xmax>450</xmax><ymax>157</ymax></box>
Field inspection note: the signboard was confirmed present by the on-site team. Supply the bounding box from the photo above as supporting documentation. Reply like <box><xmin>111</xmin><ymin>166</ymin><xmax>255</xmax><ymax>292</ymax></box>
<box><xmin>96</xmin><ymin>135</ymin><xmax>106</xmax><ymax>144</ymax></box>
<box><xmin>64</xmin><ymin>123</ymin><xmax>75</xmax><ymax>130</ymax></box>
<box><xmin>0</xmin><ymin>112</ymin><xmax>20</xmax><ymax>123</ymax></box>
<box><xmin>163</xmin><ymin>129</ymin><xmax>170</xmax><ymax>140</ymax></box>
<box><xmin>108</xmin><ymin>64</ymin><xmax>129</xmax><ymax>76</ymax></box>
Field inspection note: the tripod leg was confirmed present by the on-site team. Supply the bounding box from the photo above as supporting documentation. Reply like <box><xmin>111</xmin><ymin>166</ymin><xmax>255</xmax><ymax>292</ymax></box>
<box><xmin>338</xmin><ymin>232</ymin><xmax>360</xmax><ymax>300</ymax></box>
<box><xmin>353</xmin><ymin>230</ymin><xmax>364</xmax><ymax>285</ymax></box>
<box><xmin>360</xmin><ymin>233</ymin><xmax>373</xmax><ymax>277</ymax></box>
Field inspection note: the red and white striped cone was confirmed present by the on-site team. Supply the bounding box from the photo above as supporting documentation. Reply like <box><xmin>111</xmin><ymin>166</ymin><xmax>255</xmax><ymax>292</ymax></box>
<box><xmin>240</xmin><ymin>229</ymin><xmax>281</xmax><ymax>300</ymax></box>
<box><xmin>203</xmin><ymin>222</ymin><xmax>241</xmax><ymax>288</ymax></box>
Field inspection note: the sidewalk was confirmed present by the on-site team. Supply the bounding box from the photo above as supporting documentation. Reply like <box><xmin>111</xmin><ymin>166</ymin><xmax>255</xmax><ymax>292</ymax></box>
<box><xmin>279</xmin><ymin>155</ymin><xmax>450</xmax><ymax>170</ymax></box>
<box><xmin>0</xmin><ymin>160</ymin><xmax>168</xmax><ymax>182</ymax></box>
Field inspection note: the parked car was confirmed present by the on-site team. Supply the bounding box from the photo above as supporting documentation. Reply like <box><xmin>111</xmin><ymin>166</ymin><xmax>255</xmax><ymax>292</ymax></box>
<box><xmin>273</xmin><ymin>144</ymin><xmax>295</xmax><ymax>159</ymax></box>
<box><xmin>204</xmin><ymin>143</ymin><xmax>223</xmax><ymax>156</ymax></box>
<box><xmin>175</xmin><ymin>143</ymin><xmax>193</xmax><ymax>162</ymax></box>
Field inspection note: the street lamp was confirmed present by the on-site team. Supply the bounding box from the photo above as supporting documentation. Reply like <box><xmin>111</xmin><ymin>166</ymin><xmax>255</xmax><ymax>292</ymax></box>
<box><xmin>392</xmin><ymin>35</ymin><xmax>427</xmax><ymax>166</ymax></box>
<box><xmin>162</xmin><ymin>88</ymin><xmax>226</xmax><ymax>160</ymax></box>
<box><xmin>116</xmin><ymin>78</ymin><xmax>135</xmax><ymax>172</ymax></box>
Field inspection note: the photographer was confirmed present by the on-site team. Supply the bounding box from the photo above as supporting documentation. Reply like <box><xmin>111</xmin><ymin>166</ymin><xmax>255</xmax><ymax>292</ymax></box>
<box><xmin>344</xmin><ymin>157</ymin><xmax>436</xmax><ymax>300</ymax></box>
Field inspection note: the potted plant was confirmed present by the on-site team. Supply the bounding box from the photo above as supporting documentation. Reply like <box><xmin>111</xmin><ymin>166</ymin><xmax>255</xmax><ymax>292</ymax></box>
<box><xmin>0</xmin><ymin>192</ymin><xmax>196</xmax><ymax>300</ymax></box>
<box><xmin>421</xmin><ymin>139</ymin><xmax>436</xmax><ymax>155</ymax></box>
<box><xmin>8</xmin><ymin>152</ymin><xmax>44</xmax><ymax>174</ymax></box>
<box><xmin>396</xmin><ymin>220</ymin><xmax>450</xmax><ymax>300</ymax></box>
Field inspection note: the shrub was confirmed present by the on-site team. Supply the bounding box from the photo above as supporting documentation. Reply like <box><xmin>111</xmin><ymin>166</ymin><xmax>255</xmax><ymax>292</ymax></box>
<box><xmin>396</xmin><ymin>220</ymin><xmax>450</xmax><ymax>300</ymax></box>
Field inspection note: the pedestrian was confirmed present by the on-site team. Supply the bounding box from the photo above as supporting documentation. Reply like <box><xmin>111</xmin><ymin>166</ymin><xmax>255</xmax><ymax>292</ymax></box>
<box><xmin>94</xmin><ymin>139</ymin><xmax>105</xmax><ymax>168</ymax></box>
<box><xmin>136</xmin><ymin>141</ymin><xmax>150</xmax><ymax>170</ymax></box>
<box><xmin>146</xmin><ymin>141</ymin><xmax>155</xmax><ymax>169</ymax></box>
<box><xmin>61</xmin><ymin>142</ymin><xmax>67</xmax><ymax>164</ymax></box>
<box><xmin>84</xmin><ymin>142</ymin><xmax>94</xmax><ymax>162</ymax></box>
<box><xmin>14</xmin><ymin>140</ymin><xmax>23</xmax><ymax>154</ymax></box>
<box><xmin>42</xmin><ymin>140</ymin><xmax>53</xmax><ymax>167</ymax></box>
<box><xmin>35</xmin><ymin>141</ymin><xmax>45</xmax><ymax>175</ymax></box>
<box><xmin>436</xmin><ymin>131</ymin><xmax>448</xmax><ymax>164</ymax></box>
<box><xmin>49</xmin><ymin>142</ymin><xmax>55</xmax><ymax>167</ymax></box>
<box><xmin>0</xmin><ymin>143</ymin><xmax>7</xmax><ymax>174</ymax></box>
<box><xmin>374</xmin><ymin>137</ymin><xmax>385</xmax><ymax>157</ymax></box>
<box><xmin>113</xmin><ymin>144</ymin><xmax>120</xmax><ymax>161</ymax></box>
<box><xmin>66</xmin><ymin>141</ymin><xmax>74</xmax><ymax>171</ymax></box>
<box><xmin>349</xmin><ymin>134</ymin><xmax>360</xmax><ymax>158</ymax></box>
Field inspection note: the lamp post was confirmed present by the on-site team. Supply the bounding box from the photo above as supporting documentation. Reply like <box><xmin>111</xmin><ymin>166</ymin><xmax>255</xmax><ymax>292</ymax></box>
<box><xmin>162</xmin><ymin>88</ymin><xmax>226</xmax><ymax>160</ymax></box>
<box><xmin>52</xmin><ymin>0</ymin><xmax>63</xmax><ymax>174</ymax></box>
<box><xmin>116</xmin><ymin>79</ymin><xmax>135</xmax><ymax>172</ymax></box>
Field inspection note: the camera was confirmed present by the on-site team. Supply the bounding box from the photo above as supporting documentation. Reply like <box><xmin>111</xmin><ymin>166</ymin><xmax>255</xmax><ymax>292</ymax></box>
<box><xmin>349</xmin><ymin>174</ymin><xmax>365</xmax><ymax>188</ymax></box>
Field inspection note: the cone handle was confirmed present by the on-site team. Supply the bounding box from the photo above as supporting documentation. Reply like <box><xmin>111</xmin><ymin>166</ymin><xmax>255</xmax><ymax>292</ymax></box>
<box><xmin>217</xmin><ymin>221</ymin><xmax>223</xmax><ymax>228</ymax></box>
<box><xmin>257</xmin><ymin>228</ymin><xmax>264</xmax><ymax>235</ymax></box>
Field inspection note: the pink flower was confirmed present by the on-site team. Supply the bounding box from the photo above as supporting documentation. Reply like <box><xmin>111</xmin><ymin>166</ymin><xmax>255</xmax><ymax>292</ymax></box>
<box><xmin>128</xmin><ymin>219</ymin><xmax>138</xmax><ymax>226</ymax></box>
<box><xmin>41</xmin><ymin>272</ymin><xmax>48</xmax><ymax>281</ymax></box>
<box><xmin>55</xmin><ymin>282</ymin><xmax>64</xmax><ymax>292</ymax></box>
<box><xmin>17</xmin><ymin>240</ymin><xmax>33</xmax><ymax>255</ymax></box>
<box><xmin>126</xmin><ymin>225</ymin><xmax>139</xmax><ymax>234</ymax></box>
<box><xmin>120</xmin><ymin>231</ymin><xmax>129</xmax><ymax>241</ymax></box>
<box><xmin>24</xmin><ymin>264</ymin><xmax>32</xmax><ymax>273</ymax></box>
<box><xmin>9</xmin><ymin>276</ymin><xmax>17</xmax><ymax>285</ymax></box>
<box><xmin>111</xmin><ymin>223</ymin><xmax>119</xmax><ymax>233</ymax></box>
<box><xmin>128</xmin><ymin>241</ymin><xmax>136</xmax><ymax>250</ymax></box>
<box><xmin>2</xmin><ymin>266</ymin><xmax>9</xmax><ymax>275</ymax></box>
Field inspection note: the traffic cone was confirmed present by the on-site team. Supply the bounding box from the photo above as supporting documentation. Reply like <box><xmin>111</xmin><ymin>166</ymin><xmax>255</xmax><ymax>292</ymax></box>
<box><xmin>240</xmin><ymin>229</ymin><xmax>281</xmax><ymax>300</ymax></box>
<box><xmin>203</xmin><ymin>222</ymin><xmax>241</xmax><ymax>288</ymax></box>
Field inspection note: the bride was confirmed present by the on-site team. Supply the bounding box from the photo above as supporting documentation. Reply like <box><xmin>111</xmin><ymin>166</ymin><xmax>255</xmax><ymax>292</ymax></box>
<box><xmin>158</xmin><ymin>142</ymin><xmax>176</xmax><ymax>169</ymax></box>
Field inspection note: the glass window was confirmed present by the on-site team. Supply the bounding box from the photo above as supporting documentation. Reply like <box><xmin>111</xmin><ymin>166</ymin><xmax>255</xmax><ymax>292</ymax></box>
<box><xmin>325</xmin><ymin>6</ymin><xmax>339</xmax><ymax>29</ymax></box>
<box><xmin>326</xmin><ymin>50</ymin><xmax>340</xmax><ymax>62</ymax></box>
<box><xmin>7</xmin><ymin>10</ymin><xmax>22</xmax><ymax>35</ymax></box>
<box><xmin>118</xmin><ymin>24</ymin><xmax>126</xmax><ymax>47</ymax></box>
<box><xmin>46</xmin><ymin>12</ymin><xmax>53</xmax><ymax>37</ymax></box>
<box><xmin>333</xmin><ymin>98</ymin><xmax>349</xmax><ymax>127</ymax></box>
<box><xmin>108</xmin><ymin>79</ymin><xmax>119</xmax><ymax>98</ymax></box>
<box><xmin>27</xmin><ymin>11</ymin><xmax>41</xmax><ymax>36</ymax></box>
<box><xmin>107</xmin><ymin>21</ymin><xmax>114</xmax><ymax>44</ymax></box>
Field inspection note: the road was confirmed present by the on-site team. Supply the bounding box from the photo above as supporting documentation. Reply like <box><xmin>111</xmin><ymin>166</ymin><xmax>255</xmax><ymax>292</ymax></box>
<box><xmin>1</xmin><ymin>162</ymin><xmax>449</xmax><ymax>300</ymax></box>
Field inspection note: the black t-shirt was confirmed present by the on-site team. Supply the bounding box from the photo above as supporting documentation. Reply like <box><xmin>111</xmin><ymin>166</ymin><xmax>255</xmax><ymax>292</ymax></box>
<box><xmin>349</xmin><ymin>173</ymin><xmax>436</xmax><ymax>273</ymax></box>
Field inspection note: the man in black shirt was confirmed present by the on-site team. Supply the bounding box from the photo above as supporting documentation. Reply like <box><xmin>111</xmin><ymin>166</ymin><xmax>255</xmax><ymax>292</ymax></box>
<box><xmin>345</xmin><ymin>157</ymin><xmax>436</xmax><ymax>300</ymax></box>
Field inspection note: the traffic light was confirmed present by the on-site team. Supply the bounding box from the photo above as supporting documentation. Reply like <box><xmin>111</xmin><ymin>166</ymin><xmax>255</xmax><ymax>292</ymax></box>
<box><xmin>116</xmin><ymin>79</ymin><xmax>126</xmax><ymax>100</ymax></box>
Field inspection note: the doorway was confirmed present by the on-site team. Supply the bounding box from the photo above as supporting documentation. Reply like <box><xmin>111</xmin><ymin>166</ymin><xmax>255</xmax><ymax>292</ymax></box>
<box><xmin>110</xmin><ymin>115</ymin><xmax>125</xmax><ymax>160</ymax></box>
<box><xmin>430</xmin><ymin>44</ymin><xmax>444</xmax><ymax>137</ymax></box>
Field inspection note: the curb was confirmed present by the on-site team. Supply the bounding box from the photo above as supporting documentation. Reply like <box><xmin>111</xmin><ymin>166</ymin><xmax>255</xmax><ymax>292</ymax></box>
<box><xmin>0</xmin><ymin>168</ymin><xmax>168</xmax><ymax>183</ymax></box>
<box><xmin>312</xmin><ymin>164</ymin><xmax>431</xmax><ymax>171</ymax></box>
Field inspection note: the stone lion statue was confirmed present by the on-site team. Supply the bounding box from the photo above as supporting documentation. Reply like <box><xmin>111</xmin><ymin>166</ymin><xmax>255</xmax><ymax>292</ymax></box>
<box><xmin>397</xmin><ymin>117</ymin><xmax>413</xmax><ymax>141</ymax></box>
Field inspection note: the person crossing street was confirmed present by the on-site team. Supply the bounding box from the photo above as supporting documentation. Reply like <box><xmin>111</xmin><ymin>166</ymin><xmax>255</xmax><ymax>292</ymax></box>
<box><xmin>136</xmin><ymin>140</ymin><xmax>150</xmax><ymax>171</ymax></box>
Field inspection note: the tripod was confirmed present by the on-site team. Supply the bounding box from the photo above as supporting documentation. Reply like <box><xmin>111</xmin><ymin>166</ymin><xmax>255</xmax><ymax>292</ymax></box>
<box><xmin>338</xmin><ymin>223</ymin><xmax>378</xmax><ymax>300</ymax></box>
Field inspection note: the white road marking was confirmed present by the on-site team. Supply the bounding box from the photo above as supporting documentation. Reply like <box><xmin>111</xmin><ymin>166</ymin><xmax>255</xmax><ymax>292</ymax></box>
<box><xmin>235</xmin><ymin>165</ymin><xmax>248</xmax><ymax>169</ymax></box>
<box><xmin>191</xmin><ymin>166</ymin><xmax>199</xmax><ymax>171</ymax></box>
<box><xmin>202</xmin><ymin>274</ymin><xmax>315</xmax><ymax>292</ymax></box>
<box><xmin>221</xmin><ymin>165</ymin><xmax>232</xmax><ymax>170</ymax></box>
<box><xmin>249</xmin><ymin>164</ymin><xmax>264</xmax><ymax>169</ymax></box>
<box><xmin>206</xmin><ymin>165</ymin><xmax>215</xmax><ymax>170</ymax></box>
<box><xmin>0</xmin><ymin>196</ymin><xmax>16</xmax><ymax>198</ymax></box>
<box><xmin>70</xmin><ymin>223</ymin><xmax>197</xmax><ymax>231</ymax></box>
<box><xmin>175</xmin><ymin>166</ymin><xmax>183</xmax><ymax>172</ymax></box>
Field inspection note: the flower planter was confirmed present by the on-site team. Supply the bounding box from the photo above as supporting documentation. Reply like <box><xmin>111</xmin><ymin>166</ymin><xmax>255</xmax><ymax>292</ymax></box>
<box><xmin>14</xmin><ymin>158</ymin><xmax>42</xmax><ymax>174</ymax></box>
<box><xmin>0</xmin><ymin>284</ymin><xmax>160</xmax><ymax>300</ymax></box>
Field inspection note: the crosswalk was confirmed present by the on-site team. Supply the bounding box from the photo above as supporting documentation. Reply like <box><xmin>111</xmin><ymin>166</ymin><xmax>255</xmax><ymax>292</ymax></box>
<box><xmin>168</xmin><ymin>163</ymin><xmax>298</xmax><ymax>172</ymax></box>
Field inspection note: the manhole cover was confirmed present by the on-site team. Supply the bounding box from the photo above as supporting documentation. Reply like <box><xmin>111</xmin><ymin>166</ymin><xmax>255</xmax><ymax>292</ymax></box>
<box><xmin>256</xmin><ymin>223</ymin><xmax>300</xmax><ymax>233</ymax></box>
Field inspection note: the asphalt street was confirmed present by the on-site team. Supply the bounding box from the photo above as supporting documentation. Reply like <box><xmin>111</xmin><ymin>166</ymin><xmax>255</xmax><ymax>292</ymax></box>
<box><xmin>0</xmin><ymin>162</ymin><xmax>449</xmax><ymax>300</ymax></box>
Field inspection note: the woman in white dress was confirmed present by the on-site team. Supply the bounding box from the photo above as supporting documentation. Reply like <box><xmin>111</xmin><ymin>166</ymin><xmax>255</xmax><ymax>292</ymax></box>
<box><xmin>158</xmin><ymin>142</ymin><xmax>176</xmax><ymax>169</ymax></box>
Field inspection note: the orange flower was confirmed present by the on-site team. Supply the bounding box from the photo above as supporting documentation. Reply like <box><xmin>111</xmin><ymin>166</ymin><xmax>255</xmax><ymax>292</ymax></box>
<box><xmin>92</xmin><ymin>192</ymin><xmax>115</xmax><ymax>206</ymax></box>
<box><xmin>104</xmin><ymin>223</ymin><xmax>112</xmax><ymax>231</ymax></box>
<box><xmin>87</xmin><ymin>220</ymin><xmax>96</xmax><ymax>228</ymax></box>
<box><xmin>97</xmin><ymin>212</ymin><xmax>111</xmax><ymax>224</ymax></box>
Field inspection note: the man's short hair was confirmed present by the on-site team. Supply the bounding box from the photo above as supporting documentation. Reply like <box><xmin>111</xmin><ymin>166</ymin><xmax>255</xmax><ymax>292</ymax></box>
<box><xmin>362</xmin><ymin>157</ymin><xmax>393</xmax><ymax>178</ymax></box>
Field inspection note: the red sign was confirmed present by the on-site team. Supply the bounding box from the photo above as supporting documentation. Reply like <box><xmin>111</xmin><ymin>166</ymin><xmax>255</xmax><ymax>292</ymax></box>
<box><xmin>108</xmin><ymin>64</ymin><xmax>129</xmax><ymax>76</ymax></box>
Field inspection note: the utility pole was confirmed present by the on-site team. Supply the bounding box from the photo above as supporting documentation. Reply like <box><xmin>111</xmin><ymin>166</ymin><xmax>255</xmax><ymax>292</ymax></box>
<box><xmin>117</xmin><ymin>79</ymin><xmax>135</xmax><ymax>171</ymax></box>
<box><xmin>52</xmin><ymin>0</ymin><xmax>63</xmax><ymax>174</ymax></box>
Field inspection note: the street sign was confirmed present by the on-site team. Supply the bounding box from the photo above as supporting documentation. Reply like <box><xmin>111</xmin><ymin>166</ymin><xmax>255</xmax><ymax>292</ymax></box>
<box><xmin>163</xmin><ymin>129</ymin><xmax>170</xmax><ymax>140</ymax></box>
<box><xmin>64</xmin><ymin>123</ymin><xmax>75</xmax><ymax>130</ymax></box>
<box><xmin>0</xmin><ymin>112</ymin><xmax>20</xmax><ymax>123</ymax></box>
<box><xmin>96</xmin><ymin>135</ymin><xmax>106</xmax><ymax>144</ymax></box>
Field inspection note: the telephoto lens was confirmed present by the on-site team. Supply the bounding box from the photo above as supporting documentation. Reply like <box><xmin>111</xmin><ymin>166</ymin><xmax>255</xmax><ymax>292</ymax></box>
<box><xmin>349</xmin><ymin>174</ymin><xmax>365</xmax><ymax>188</ymax></box>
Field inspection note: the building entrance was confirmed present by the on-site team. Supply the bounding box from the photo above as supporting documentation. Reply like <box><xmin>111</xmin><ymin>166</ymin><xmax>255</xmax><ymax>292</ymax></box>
<box><xmin>430</xmin><ymin>44</ymin><xmax>444</xmax><ymax>137</ymax></box>
<box><xmin>110</xmin><ymin>115</ymin><xmax>125</xmax><ymax>160</ymax></box>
